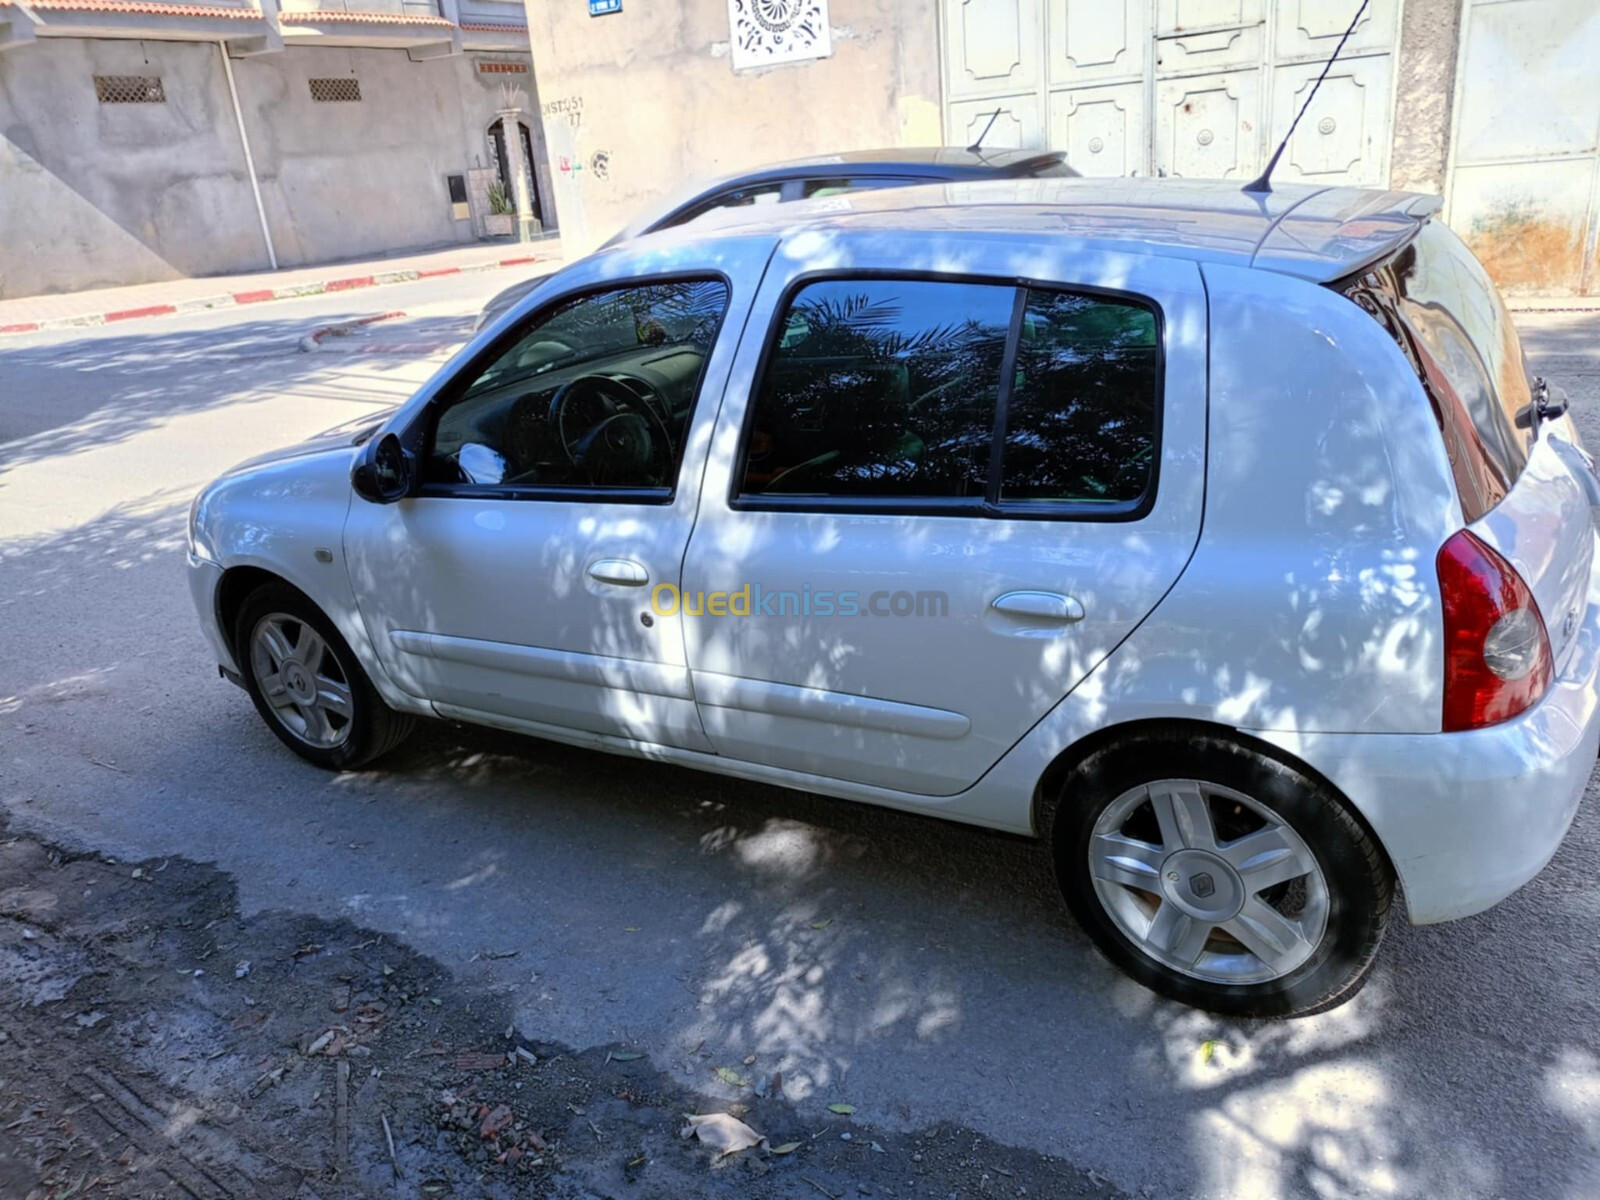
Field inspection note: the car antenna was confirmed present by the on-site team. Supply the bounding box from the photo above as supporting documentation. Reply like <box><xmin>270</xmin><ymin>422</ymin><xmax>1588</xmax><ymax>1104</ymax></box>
<box><xmin>967</xmin><ymin>108</ymin><xmax>1002</xmax><ymax>154</ymax></box>
<box><xmin>1242</xmin><ymin>0</ymin><xmax>1368</xmax><ymax>194</ymax></box>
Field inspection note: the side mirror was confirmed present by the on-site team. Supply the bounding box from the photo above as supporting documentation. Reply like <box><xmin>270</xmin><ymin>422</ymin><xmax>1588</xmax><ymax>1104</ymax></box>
<box><xmin>352</xmin><ymin>432</ymin><xmax>413</xmax><ymax>504</ymax></box>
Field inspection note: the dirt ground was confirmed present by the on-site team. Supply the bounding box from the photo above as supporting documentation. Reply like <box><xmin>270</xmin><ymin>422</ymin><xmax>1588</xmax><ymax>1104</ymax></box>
<box><xmin>0</xmin><ymin>813</ymin><xmax>1128</xmax><ymax>1200</ymax></box>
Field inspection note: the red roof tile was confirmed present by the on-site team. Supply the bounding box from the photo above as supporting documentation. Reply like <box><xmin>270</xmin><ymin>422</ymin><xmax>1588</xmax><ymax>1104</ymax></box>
<box><xmin>279</xmin><ymin>8</ymin><xmax>452</xmax><ymax>26</ymax></box>
<box><xmin>3</xmin><ymin>0</ymin><xmax>263</xmax><ymax>17</ymax></box>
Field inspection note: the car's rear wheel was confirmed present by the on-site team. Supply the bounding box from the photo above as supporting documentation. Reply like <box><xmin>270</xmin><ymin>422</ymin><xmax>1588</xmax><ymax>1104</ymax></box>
<box><xmin>234</xmin><ymin>582</ymin><xmax>414</xmax><ymax>770</ymax></box>
<box><xmin>1047</xmin><ymin>732</ymin><xmax>1392</xmax><ymax>1017</ymax></box>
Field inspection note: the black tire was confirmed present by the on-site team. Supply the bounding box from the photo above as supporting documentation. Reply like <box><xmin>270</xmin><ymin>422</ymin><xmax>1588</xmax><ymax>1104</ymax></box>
<box><xmin>1044</xmin><ymin>731</ymin><xmax>1392</xmax><ymax>1017</ymax></box>
<box><xmin>233</xmin><ymin>582</ymin><xmax>415</xmax><ymax>770</ymax></box>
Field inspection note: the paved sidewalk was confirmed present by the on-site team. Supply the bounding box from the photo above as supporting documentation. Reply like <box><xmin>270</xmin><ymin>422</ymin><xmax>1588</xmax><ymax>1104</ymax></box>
<box><xmin>1505</xmin><ymin>295</ymin><xmax>1600</xmax><ymax>313</ymax></box>
<box><xmin>0</xmin><ymin>238</ymin><xmax>563</xmax><ymax>336</ymax></box>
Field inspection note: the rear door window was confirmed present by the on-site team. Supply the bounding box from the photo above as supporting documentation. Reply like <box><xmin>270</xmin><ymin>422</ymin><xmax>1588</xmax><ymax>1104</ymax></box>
<box><xmin>737</xmin><ymin>278</ymin><xmax>1013</xmax><ymax>502</ymax></box>
<box><xmin>735</xmin><ymin>276</ymin><xmax>1162</xmax><ymax>518</ymax></box>
<box><xmin>671</xmin><ymin>184</ymin><xmax>785</xmax><ymax>228</ymax></box>
<box><xmin>800</xmin><ymin>177</ymin><xmax>925</xmax><ymax>199</ymax></box>
<box><xmin>1001</xmin><ymin>290</ymin><xmax>1159</xmax><ymax>509</ymax></box>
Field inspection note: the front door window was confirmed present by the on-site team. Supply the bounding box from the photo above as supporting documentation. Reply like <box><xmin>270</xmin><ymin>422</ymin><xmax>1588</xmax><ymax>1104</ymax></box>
<box><xmin>426</xmin><ymin>278</ymin><xmax>730</xmax><ymax>496</ymax></box>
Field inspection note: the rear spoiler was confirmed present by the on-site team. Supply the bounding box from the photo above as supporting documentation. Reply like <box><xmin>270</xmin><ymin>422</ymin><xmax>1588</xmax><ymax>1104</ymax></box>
<box><xmin>1252</xmin><ymin>190</ymin><xmax>1443</xmax><ymax>284</ymax></box>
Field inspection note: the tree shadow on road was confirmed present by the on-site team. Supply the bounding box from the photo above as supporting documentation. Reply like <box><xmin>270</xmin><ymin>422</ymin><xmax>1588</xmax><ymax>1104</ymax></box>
<box><xmin>0</xmin><ymin>313</ymin><xmax>462</xmax><ymax>472</ymax></box>
<box><xmin>2</xmin><ymin>456</ymin><xmax>1598</xmax><ymax>1200</ymax></box>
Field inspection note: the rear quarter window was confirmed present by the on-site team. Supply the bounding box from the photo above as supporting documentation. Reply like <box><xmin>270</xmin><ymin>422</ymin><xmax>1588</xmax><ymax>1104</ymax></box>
<box><xmin>1341</xmin><ymin>221</ymin><xmax>1535</xmax><ymax>521</ymax></box>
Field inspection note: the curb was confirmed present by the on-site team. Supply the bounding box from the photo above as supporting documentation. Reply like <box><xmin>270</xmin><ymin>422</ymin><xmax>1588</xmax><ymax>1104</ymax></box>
<box><xmin>310</xmin><ymin>341</ymin><xmax>463</xmax><ymax>356</ymax></box>
<box><xmin>2</xmin><ymin>252</ymin><xmax>557</xmax><ymax>338</ymax></box>
<box><xmin>298</xmin><ymin>311</ymin><xmax>408</xmax><ymax>353</ymax></box>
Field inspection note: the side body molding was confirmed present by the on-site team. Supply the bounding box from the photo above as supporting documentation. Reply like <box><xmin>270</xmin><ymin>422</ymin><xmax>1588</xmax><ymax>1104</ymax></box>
<box><xmin>691</xmin><ymin>670</ymin><xmax>971</xmax><ymax>740</ymax></box>
<box><xmin>391</xmin><ymin>631</ymin><xmax>695</xmax><ymax>701</ymax></box>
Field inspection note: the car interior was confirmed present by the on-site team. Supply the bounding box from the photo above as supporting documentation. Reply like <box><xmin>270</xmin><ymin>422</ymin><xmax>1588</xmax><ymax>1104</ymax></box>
<box><xmin>427</xmin><ymin>282</ymin><xmax>728</xmax><ymax>491</ymax></box>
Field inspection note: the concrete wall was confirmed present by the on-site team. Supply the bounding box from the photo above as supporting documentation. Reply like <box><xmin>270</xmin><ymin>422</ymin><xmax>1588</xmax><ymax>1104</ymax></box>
<box><xmin>0</xmin><ymin>39</ymin><xmax>535</xmax><ymax>298</ymax></box>
<box><xmin>522</xmin><ymin>0</ymin><xmax>942</xmax><ymax>253</ymax></box>
<box><xmin>0</xmin><ymin>38</ymin><xmax>265</xmax><ymax>298</ymax></box>
<box><xmin>1389</xmin><ymin>0</ymin><xmax>1462</xmax><ymax>194</ymax></box>
<box><xmin>230</xmin><ymin>46</ymin><xmax>532</xmax><ymax>268</ymax></box>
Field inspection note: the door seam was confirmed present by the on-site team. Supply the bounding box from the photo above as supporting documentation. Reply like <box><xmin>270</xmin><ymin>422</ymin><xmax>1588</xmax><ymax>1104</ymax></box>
<box><xmin>672</xmin><ymin>239</ymin><xmax>785</xmax><ymax>749</ymax></box>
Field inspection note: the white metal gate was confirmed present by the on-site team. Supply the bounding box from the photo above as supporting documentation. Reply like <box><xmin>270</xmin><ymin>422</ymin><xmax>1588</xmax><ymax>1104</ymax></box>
<box><xmin>940</xmin><ymin>0</ymin><xmax>1400</xmax><ymax>186</ymax></box>
<box><xmin>1445</xmin><ymin>0</ymin><xmax>1600</xmax><ymax>295</ymax></box>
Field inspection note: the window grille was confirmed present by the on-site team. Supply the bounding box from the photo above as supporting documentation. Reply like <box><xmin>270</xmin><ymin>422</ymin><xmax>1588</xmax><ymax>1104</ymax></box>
<box><xmin>309</xmin><ymin>77</ymin><xmax>362</xmax><ymax>103</ymax></box>
<box><xmin>94</xmin><ymin>75</ymin><xmax>166</xmax><ymax>104</ymax></box>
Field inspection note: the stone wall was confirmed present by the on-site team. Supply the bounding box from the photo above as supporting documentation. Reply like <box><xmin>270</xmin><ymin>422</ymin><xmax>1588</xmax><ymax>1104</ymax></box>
<box><xmin>1389</xmin><ymin>0</ymin><xmax>1462</xmax><ymax>194</ymax></box>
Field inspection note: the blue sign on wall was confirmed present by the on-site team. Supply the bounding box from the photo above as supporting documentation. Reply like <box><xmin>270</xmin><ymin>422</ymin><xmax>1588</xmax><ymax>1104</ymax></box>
<box><xmin>589</xmin><ymin>0</ymin><xmax>621</xmax><ymax>14</ymax></box>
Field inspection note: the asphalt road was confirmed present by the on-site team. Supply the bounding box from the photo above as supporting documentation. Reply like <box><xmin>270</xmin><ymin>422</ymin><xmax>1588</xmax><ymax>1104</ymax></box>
<box><xmin>3</xmin><ymin>280</ymin><xmax>1599</xmax><ymax>1200</ymax></box>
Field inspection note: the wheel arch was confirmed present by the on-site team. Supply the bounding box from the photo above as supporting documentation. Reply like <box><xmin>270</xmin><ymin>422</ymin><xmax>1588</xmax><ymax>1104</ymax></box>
<box><xmin>218</xmin><ymin>566</ymin><xmax>291</xmax><ymax>657</ymax></box>
<box><xmin>1030</xmin><ymin>717</ymin><xmax>1397</xmax><ymax>891</ymax></box>
<box><xmin>217</xmin><ymin>566</ymin><xmax>309</xmax><ymax>660</ymax></box>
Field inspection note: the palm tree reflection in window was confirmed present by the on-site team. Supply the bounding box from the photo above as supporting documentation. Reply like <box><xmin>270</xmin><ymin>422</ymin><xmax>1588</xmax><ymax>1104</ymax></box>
<box><xmin>741</xmin><ymin>278</ymin><xmax>1160</xmax><ymax>511</ymax></box>
<box><xmin>1003</xmin><ymin>291</ymin><xmax>1159</xmax><ymax>506</ymax></box>
<box><xmin>744</xmin><ymin>279</ymin><xmax>1013</xmax><ymax>498</ymax></box>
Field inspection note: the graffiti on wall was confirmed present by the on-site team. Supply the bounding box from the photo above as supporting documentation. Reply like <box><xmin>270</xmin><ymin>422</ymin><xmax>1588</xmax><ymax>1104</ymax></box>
<box><xmin>542</xmin><ymin>96</ymin><xmax>584</xmax><ymax>131</ymax></box>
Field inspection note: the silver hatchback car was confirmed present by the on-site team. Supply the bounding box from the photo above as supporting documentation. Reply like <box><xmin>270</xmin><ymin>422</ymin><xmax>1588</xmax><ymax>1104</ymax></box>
<box><xmin>188</xmin><ymin>179</ymin><xmax>1600</xmax><ymax>1017</ymax></box>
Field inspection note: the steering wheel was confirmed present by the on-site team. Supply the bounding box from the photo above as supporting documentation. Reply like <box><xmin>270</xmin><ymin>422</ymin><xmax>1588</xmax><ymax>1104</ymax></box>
<box><xmin>548</xmin><ymin>374</ymin><xmax>675</xmax><ymax>485</ymax></box>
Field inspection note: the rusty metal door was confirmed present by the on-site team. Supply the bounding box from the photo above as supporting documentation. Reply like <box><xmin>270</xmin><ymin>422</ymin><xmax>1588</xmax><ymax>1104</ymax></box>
<box><xmin>939</xmin><ymin>0</ymin><xmax>1398</xmax><ymax>184</ymax></box>
<box><xmin>1445</xmin><ymin>0</ymin><xmax>1600</xmax><ymax>295</ymax></box>
<box><xmin>941</xmin><ymin>0</ymin><xmax>1047</xmax><ymax>150</ymax></box>
<box><xmin>1152</xmin><ymin>1</ymin><xmax>1266</xmax><ymax>180</ymax></box>
<box><xmin>1045</xmin><ymin>0</ymin><xmax>1150</xmax><ymax>176</ymax></box>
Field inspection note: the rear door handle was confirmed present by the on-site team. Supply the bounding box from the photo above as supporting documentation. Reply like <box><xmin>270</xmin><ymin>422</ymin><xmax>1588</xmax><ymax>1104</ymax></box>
<box><xmin>588</xmin><ymin>558</ymin><xmax>649</xmax><ymax>587</ymax></box>
<box><xmin>990</xmin><ymin>590</ymin><xmax>1085</xmax><ymax>623</ymax></box>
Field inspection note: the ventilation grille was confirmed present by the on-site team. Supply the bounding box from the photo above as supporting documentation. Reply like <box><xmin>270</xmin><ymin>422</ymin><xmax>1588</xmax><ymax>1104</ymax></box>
<box><xmin>94</xmin><ymin>75</ymin><xmax>166</xmax><ymax>104</ymax></box>
<box><xmin>309</xmin><ymin>77</ymin><xmax>362</xmax><ymax>103</ymax></box>
<box><xmin>476</xmin><ymin>61</ymin><xmax>528</xmax><ymax>75</ymax></box>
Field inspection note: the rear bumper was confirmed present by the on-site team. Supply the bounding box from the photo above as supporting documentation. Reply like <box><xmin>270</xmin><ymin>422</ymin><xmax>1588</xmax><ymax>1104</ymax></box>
<box><xmin>187</xmin><ymin>552</ymin><xmax>238</xmax><ymax>675</ymax></box>
<box><xmin>1259</xmin><ymin>549</ymin><xmax>1600</xmax><ymax>925</ymax></box>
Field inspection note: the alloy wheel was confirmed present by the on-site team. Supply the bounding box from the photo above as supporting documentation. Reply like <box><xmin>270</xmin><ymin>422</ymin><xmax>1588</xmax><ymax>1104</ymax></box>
<box><xmin>1088</xmin><ymin>778</ymin><xmax>1329</xmax><ymax>985</ymax></box>
<box><xmin>248</xmin><ymin>613</ymin><xmax>354</xmax><ymax>750</ymax></box>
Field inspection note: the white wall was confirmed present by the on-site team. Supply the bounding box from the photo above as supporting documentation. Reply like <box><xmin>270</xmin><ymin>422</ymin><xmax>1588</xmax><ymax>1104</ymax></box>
<box><xmin>522</xmin><ymin>0</ymin><xmax>943</xmax><ymax>253</ymax></box>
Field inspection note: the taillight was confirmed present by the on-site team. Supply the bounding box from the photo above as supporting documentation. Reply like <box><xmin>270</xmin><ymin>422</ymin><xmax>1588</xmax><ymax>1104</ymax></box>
<box><xmin>1437</xmin><ymin>529</ymin><xmax>1552</xmax><ymax>731</ymax></box>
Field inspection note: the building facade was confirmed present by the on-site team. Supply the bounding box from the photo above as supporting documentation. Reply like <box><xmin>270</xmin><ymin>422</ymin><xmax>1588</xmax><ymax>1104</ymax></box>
<box><xmin>0</xmin><ymin>0</ymin><xmax>553</xmax><ymax>298</ymax></box>
<box><xmin>5</xmin><ymin>0</ymin><xmax>1600</xmax><ymax>298</ymax></box>
<box><xmin>531</xmin><ymin>0</ymin><xmax>1600</xmax><ymax>296</ymax></box>
<box><xmin>521</xmin><ymin>0</ymin><xmax>943</xmax><ymax>253</ymax></box>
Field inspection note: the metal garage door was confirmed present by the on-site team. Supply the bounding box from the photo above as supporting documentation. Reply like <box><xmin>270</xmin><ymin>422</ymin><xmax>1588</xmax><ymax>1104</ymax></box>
<box><xmin>940</xmin><ymin>0</ymin><xmax>1399</xmax><ymax>186</ymax></box>
<box><xmin>1445</xmin><ymin>0</ymin><xmax>1600</xmax><ymax>295</ymax></box>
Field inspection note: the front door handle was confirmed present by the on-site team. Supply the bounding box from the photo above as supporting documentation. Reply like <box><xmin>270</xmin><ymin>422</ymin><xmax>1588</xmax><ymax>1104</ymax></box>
<box><xmin>990</xmin><ymin>590</ymin><xmax>1085</xmax><ymax>623</ymax></box>
<box><xmin>588</xmin><ymin>558</ymin><xmax>649</xmax><ymax>587</ymax></box>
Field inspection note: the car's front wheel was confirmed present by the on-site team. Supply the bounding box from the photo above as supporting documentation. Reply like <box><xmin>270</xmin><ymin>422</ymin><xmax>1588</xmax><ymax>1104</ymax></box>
<box><xmin>234</xmin><ymin>582</ymin><xmax>414</xmax><ymax>770</ymax></box>
<box><xmin>1047</xmin><ymin>732</ymin><xmax>1393</xmax><ymax>1017</ymax></box>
